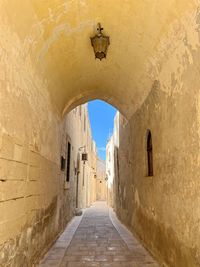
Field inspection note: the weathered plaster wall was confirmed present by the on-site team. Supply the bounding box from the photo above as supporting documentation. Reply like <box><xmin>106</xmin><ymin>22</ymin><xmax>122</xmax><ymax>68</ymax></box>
<box><xmin>115</xmin><ymin>8</ymin><xmax>200</xmax><ymax>267</ymax></box>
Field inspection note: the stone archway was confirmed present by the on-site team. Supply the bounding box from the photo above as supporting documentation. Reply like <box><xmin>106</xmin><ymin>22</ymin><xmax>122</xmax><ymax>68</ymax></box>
<box><xmin>1</xmin><ymin>1</ymin><xmax>200</xmax><ymax>266</ymax></box>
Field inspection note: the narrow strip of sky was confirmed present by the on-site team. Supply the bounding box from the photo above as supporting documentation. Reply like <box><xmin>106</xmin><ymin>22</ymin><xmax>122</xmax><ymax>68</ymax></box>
<box><xmin>88</xmin><ymin>100</ymin><xmax>117</xmax><ymax>160</ymax></box>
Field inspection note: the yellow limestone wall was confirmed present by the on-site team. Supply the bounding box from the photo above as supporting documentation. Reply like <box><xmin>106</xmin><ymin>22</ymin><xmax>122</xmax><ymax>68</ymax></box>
<box><xmin>114</xmin><ymin>8</ymin><xmax>200</xmax><ymax>267</ymax></box>
<box><xmin>0</xmin><ymin>19</ymin><xmax>66</xmax><ymax>264</ymax></box>
<box><xmin>0</xmin><ymin>21</ymin><xmax>96</xmax><ymax>266</ymax></box>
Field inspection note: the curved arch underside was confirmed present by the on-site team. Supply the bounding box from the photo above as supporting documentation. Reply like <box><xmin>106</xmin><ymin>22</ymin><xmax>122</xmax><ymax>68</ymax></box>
<box><xmin>1</xmin><ymin>0</ymin><xmax>197</xmax><ymax>118</ymax></box>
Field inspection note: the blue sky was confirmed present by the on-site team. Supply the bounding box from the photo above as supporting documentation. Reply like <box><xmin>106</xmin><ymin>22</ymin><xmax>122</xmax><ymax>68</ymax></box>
<box><xmin>88</xmin><ymin>100</ymin><xmax>117</xmax><ymax>160</ymax></box>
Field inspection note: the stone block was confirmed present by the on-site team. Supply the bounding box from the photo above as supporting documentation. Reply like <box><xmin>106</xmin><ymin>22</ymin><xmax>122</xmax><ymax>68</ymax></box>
<box><xmin>1</xmin><ymin>180</ymin><xmax>26</xmax><ymax>201</ymax></box>
<box><xmin>12</xmin><ymin>137</ymin><xmax>29</xmax><ymax>164</ymax></box>
<box><xmin>11</xmin><ymin>161</ymin><xmax>28</xmax><ymax>180</ymax></box>
<box><xmin>25</xmin><ymin>181</ymin><xmax>41</xmax><ymax>196</ymax></box>
<box><xmin>0</xmin><ymin>159</ymin><xmax>27</xmax><ymax>181</ymax></box>
<box><xmin>21</xmin><ymin>146</ymin><xmax>29</xmax><ymax>164</ymax></box>
<box><xmin>0</xmin><ymin>215</ymin><xmax>26</xmax><ymax>245</ymax></box>
<box><xmin>0</xmin><ymin>159</ymin><xmax>10</xmax><ymax>181</ymax></box>
<box><xmin>26</xmin><ymin>210</ymin><xmax>37</xmax><ymax>225</ymax></box>
<box><xmin>0</xmin><ymin>202</ymin><xmax>5</xmax><ymax>223</ymax></box>
<box><xmin>0</xmin><ymin>134</ymin><xmax>14</xmax><ymax>160</ymax></box>
<box><xmin>29</xmin><ymin>166</ymin><xmax>40</xmax><ymax>181</ymax></box>
<box><xmin>13</xmin><ymin>144</ymin><xmax>23</xmax><ymax>162</ymax></box>
<box><xmin>3</xmin><ymin>197</ymin><xmax>25</xmax><ymax>222</ymax></box>
<box><xmin>29</xmin><ymin>150</ymin><xmax>41</xmax><ymax>167</ymax></box>
<box><xmin>24</xmin><ymin>195</ymin><xmax>42</xmax><ymax>213</ymax></box>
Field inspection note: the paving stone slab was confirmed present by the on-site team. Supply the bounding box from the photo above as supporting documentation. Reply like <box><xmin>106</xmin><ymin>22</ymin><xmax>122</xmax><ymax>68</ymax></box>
<box><xmin>38</xmin><ymin>202</ymin><xmax>160</xmax><ymax>267</ymax></box>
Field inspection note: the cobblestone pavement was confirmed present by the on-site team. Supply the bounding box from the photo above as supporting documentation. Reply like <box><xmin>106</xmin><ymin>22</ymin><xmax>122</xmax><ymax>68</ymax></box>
<box><xmin>39</xmin><ymin>202</ymin><xmax>160</xmax><ymax>267</ymax></box>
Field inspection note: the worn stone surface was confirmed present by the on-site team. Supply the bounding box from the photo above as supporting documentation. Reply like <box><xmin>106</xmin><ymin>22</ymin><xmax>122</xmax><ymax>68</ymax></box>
<box><xmin>38</xmin><ymin>202</ymin><xmax>160</xmax><ymax>267</ymax></box>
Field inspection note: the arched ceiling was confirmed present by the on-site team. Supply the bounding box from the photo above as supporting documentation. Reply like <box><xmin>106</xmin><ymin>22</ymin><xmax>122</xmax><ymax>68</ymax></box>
<box><xmin>1</xmin><ymin>0</ymin><xmax>197</xmax><ymax>118</ymax></box>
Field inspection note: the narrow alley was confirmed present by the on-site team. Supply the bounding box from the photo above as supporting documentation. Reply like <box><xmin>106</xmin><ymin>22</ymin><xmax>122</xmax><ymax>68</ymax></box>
<box><xmin>39</xmin><ymin>202</ymin><xmax>160</xmax><ymax>267</ymax></box>
<box><xmin>1</xmin><ymin>1</ymin><xmax>200</xmax><ymax>267</ymax></box>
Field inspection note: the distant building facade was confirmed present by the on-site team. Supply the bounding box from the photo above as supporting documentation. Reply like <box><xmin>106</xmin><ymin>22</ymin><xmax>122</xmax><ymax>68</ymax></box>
<box><xmin>61</xmin><ymin>104</ymin><xmax>98</xmax><ymax>212</ymax></box>
<box><xmin>96</xmin><ymin>158</ymin><xmax>107</xmax><ymax>201</ymax></box>
<box><xmin>106</xmin><ymin>112</ymin><xmax>120</xmax><ymax>209</ymax></box>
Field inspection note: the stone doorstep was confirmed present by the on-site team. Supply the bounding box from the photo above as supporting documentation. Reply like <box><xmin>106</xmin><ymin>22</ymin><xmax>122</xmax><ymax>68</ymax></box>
<box><xmin>37</xmin><ymin>213</ymin><xmax>83</xmax><ymax>267</ymax></box>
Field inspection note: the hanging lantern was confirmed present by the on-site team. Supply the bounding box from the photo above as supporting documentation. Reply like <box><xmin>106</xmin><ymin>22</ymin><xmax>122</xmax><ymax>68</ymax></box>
<box><xmin>90</xmin><ymin>23</ymin><xmax>110</xmax><ymax>60</ymax></box>
<box><xmin>82</xmin><ymin>153</ymin><xmax>88</xmax><ymax>161</ymax></box>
